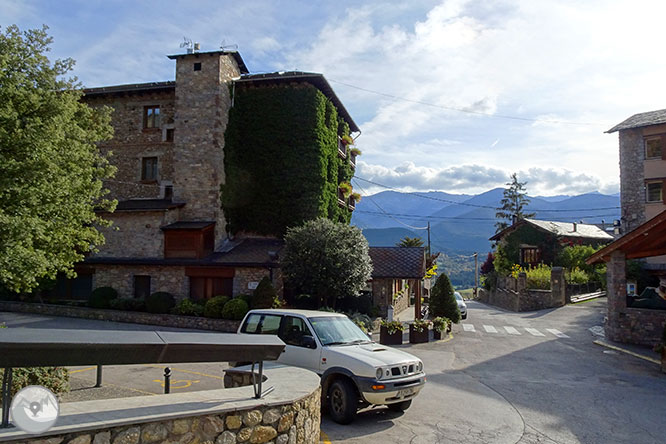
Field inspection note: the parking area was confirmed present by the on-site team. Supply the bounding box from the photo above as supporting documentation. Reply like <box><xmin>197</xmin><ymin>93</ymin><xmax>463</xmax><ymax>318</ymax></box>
<box><xmin>0</xmin><ymin>312</ymin><xmax>231</xmax><ymax>402</ymax></box>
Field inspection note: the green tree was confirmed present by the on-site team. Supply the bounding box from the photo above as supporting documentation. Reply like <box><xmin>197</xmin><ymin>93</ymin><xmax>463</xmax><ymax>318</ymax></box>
<box><xmin>252</xmin><ymin>276</ymin><xmax>279</xmax><ymax>309</ymax></box>
<box><xmin>495</xmin><ymin>173</ymin><xmax>535</xmax><ymax>233</ymax></box>
<box><xmin>429</xmin><ymin>272</ymin><xmax>461</xmax><ymax>323</ymax></box>
<box><xmin>0</xmin><ymin>25</ymin><xmax>115</xmax><ymax>293</ymax></box>
<box><xmin>282</xmin><ymin>218</ymin><xmax>372</xmax><ymax>308</ymax></box>
<box><xmin>396</xmin><ymin>236</ymin><xmax>424</xmax><ymax>247</ymax></box>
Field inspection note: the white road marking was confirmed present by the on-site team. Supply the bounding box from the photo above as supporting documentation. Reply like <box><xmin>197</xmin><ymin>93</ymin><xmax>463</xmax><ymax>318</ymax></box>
<box><xmin>525</xmin><ymin>327</ymin><xmax>545</xmax><ymax>337</ymax></box>
<box><xmin>462</xmin><ymin>324</ymin><xmax>476</xmax><ymax>332</ymax></box>
<box><xmin>483</xmin><ymin>325</ymin><xmax>498</xmax><ymax>333</ymax></box>
<box><xmin>504</xmin><ymin>326</ymin><xmax>521</xmax><ymax>335</ymax></box>
<box><xmin>546</xmin><ymin>328</ymin><xmax>569</xmax><ymax>338</ymax></box>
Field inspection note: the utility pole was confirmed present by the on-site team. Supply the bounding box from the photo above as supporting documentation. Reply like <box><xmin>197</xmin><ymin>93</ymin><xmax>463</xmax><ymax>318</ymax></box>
<box><xmin>473</xmin><ymin>252</ymin><xmax>478</xmax><ymax>298</ymax></box>
<box><xmin>427</xmin><ymin>221</ymin><xmax>431</xmax><ymax>257</ymax></box>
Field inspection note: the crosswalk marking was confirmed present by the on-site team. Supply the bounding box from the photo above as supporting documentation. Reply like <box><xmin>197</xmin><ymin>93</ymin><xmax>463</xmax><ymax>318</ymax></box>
<box><xmin>525</xmin><ymin>327</ymin><xmax>545</xmax><ymax>337</ymax></box>
<box><xmin>546</xmin><ymin>328</ymin><xmax>569</xmax><ymax>338</ymax></box>
<box><xmin>462</xmin><ymin>324</ymin><xmax>475</xmax><ymax>332</ymax></box>
<box><xmin>483</xmin><ymin>325</ymin><xmax>498</xmax><ymax>333</ymax></box>
<box><xmin>504</xmin><ymin>326</ymin><xmax>521</xmax><ymax>335</ymax></box>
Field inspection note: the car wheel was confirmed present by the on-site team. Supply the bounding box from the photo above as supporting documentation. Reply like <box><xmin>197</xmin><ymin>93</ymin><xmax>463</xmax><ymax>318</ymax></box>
<box><xmin>462</xmin><ymin>314</ymin><xmax>467</xmax><ymax>319</ymax></box>
<box><xmin>328</xmin><ymin>379</ymin><xmax>358</xmax><ymax>424</ymax></box>
<box><xmin>387</xmin><ymin>400</ymin><xmax>412</xmax><ymax>412</ymax></box>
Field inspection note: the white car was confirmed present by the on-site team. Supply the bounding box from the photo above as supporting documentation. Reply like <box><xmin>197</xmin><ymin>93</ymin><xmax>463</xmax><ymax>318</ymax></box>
<box><xmin>238</xmin><ymin>309</ymin><xmax>426</xmax><ymax>424</ymax></box>
<box><xmin>454</xmin><ymin>292</ymin><xmax>468</xmax><ymax>319</ymax></box>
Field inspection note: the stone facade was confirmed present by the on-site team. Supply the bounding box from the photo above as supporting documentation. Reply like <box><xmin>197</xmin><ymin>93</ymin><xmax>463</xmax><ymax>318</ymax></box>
<box><xmin>92</xmin><ymin>265</ymin><xmax>188</xmax><ymax>299</ymax></box>
<box><xmin>0</xmin><ymin>301</ymin><xmax>241</xmax><ymax>332</ymax></box>
<box><xmin>233</xmin><ymin>268</ymin><xmax>272</xmax><ymax>297</ymax></box>
<box><xmin>618</xmin><ymin>128</ymin><xmax>646</xmax><ymax>232</ymax></box>
<box><xmin>479</xmin><ymin>268</ymin><xmax>566</xmax><ymax>312</ymax></box>
<box><xmin>605</xmin><ymin>251</ymin><xmax>666</xmax><ymax>345</ymax></box>
<box><xmin>95</xmin><ymin>211</ymin><xmax>180</xmax><ymax>259</ymax></box>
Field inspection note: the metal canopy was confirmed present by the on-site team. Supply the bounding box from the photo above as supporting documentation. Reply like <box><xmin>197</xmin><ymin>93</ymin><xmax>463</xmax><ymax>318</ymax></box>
<box><xmin>0</xmin><ymin>329</ymin><xmax>285</xmax><ymax>367</ymax></box>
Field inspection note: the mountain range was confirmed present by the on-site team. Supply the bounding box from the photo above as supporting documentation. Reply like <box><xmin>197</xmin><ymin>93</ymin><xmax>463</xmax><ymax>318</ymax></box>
<box><xmin>353</xmin><ymin>188</ymin><xmax>620</xmax><ymax>256</ymax></box>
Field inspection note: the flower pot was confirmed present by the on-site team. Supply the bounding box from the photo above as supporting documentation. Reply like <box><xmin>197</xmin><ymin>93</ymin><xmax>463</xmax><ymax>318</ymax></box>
<box><xmin>409</xmin><ymin>324</ymin><xmax>429</xmax><ymax>344</ymax></box>
<box><xmin>380</xmin><ymin>325</ymin><xmax>403</xmax><ymax>345</ymax></box>
<box><xmin>433</xmin><ymin>330</ymin><xmax>443</xmax><ymax>340</ymax></box>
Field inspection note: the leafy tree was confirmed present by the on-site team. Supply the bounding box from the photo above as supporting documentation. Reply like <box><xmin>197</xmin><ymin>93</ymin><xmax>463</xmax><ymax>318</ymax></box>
<box><xmin>0</xmin><ymin>25</ymin><xmax>115</xmax><ymax>293</ymax></box>
<box><xmin>495</xmin><ymin>173</ymin><xmax>535</xmax><ymax>233</ymax></box>
<box><xmin>282</xmin><ymin>218</ymin><xmax>372</xmax><ymax>308</ymax></box>
<box><xmin>555</xmin><ymin>245</ymin><xmax>599</xmax><ymax>274</ymax></box>
<box><xmin>480</xmin><ymin>252</ymin><xmax>495</xmax><ymax>275</ymax></box>
<box><xmin>397</xmin><ymin>236</ymin><xmax>424</xmax><ymax>247</ymax></box>
<box><xmin>429</xmin><ymin>272</ymin><xmax>461</xmax><ymax>323</ymax></box>
<box><xmin>252</xmin><ymin>276</ymin><xmax>279</xmax><ymax>308</ymax></box>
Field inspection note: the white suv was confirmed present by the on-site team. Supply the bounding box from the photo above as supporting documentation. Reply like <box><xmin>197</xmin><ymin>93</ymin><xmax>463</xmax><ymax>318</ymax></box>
<box><xmin>238</xmin><ymin>309</ymin><xmax>426</xmax><ymax>424</ymax></box>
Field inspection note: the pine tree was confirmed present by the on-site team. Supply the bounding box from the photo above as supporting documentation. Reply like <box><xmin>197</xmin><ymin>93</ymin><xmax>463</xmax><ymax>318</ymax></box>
<box><xmin>495</xmin><ymin>173</ymin><xmax>535</xmax><ymax>233</ymax></box>
<box><xmin>429</xmin><ymin>272</ymin><xmax>461</xmax><ymax>323</ymax></box>
<box><xmin>396</xmin><ymin>236</ymin><xmax>424</xmax><ymax>247</ymax></box>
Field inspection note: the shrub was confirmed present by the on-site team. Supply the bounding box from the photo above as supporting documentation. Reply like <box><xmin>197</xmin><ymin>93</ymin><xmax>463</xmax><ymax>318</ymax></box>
<box><xmin>411</xmin><ymin>318</ymin><xmax>431</xmax><ymax>332</ymax></box>
<box><xmin>172</xmin><ymin>298</ymin><xmax>204</xmax><ymax>317</ymax></box>
<box><xmin>89</xmin><ymin>286</ymin><xmax>118</xmax><ymax>309</ymax></box>
<box><xmin>432</xmin><ymin>316</ymin><xmax>451</xmax><ymax>332</ymax></box>
<box><xmin>380</xmin><ymin>319</ymin><xmax>404</xmax><ymax>334</ymax></box>
<box><xmin>294</xmin><ymin>294</ymin><xmax>317</xmax><ymax>309</ymax></box>
<box><xmin>204</xmin><ymin>295</ymin><xmax>230</xmax><ymax>319</ymax></box>
<box><xmin>109</xmin><ymin>297</ymin><xmax>145</xmax><ymax>312</ymax></box>
<box><xmin>429</xmin><ymin>272</ymin><xmax>461</xmax><ymax>323</ymax></box>
<box><xmin>237</xmin><ymin>293</ymin><xmax>253</xmax><ymax>308</ymax></box>
<box><xmin>252</xmin><ymin>277</ymin><xmax>279</xmax><ymax>309</ymax></box>
<box><xmin>525</xmin><ymin>264</ymin><xmax>551</xmax><ymax>289</ymax></box>
<box><xmin>566</xmin><ymin>267</ymin><xmax>589</xmax><ymax>284</ymax></box>
<box><xmin>145</xmin><ymin>291</ymin><xmax>175</xmax><ymax>314</ymax></box>
<box><xmin>221</xmin><ymin>298</ymin><xmax>249</xmax><ymax>320</ymax></box>
<box><xmin>0</xmin><ymin>367</ymin><xmax>70</xmax><ymax>398</ymax></box>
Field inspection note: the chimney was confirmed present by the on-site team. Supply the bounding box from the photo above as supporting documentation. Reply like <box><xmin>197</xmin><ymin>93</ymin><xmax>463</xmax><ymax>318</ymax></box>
<box><xmin>194</xmin><ymin>42</ymin><xmax>200</xmax><ymax>52</ymax></box>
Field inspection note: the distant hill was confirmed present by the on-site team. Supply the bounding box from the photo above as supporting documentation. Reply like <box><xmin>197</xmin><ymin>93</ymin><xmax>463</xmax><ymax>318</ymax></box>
<box><xmin>354</xmin><ymin>188</ymin><xmax>620</xmax><ymax>287</ymax></box>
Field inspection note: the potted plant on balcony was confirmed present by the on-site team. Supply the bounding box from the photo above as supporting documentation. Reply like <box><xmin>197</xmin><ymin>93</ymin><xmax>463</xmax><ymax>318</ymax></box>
<box><xmin>379</xmin><ymin>319</ymin><xmax>404</xmax><ymax>345</ymax></box>
<box><xmin>350</xmin><ymin>147</ymin><xmax>362</xmax><ymax>156</ymax></box>
<box><xmin>654</xmin><ymin>324</ymin><xmax>666</xmax><ymax>373</ymax></box>
<box><xmin>409</xmin><ymin>318</ymin><xmax>431</xmax><ymax>344</ymax></box>
<box><xmin>339</xmin><ymin>182</ymin><xmax>352</xmax><ymax>198</ymax></box>
<box><xmin>340</xmin><ymin>135</ymin><xmax>353</xmax><ymax>146</ymax></box>
<box><xmin>432</xmin><ymin>316</ymin><xmax>451</xmax><ymax>340</ymax></box>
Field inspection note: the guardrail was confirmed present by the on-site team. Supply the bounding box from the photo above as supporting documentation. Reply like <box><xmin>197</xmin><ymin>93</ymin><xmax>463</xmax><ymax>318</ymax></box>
<box><xmin>0</xmin><ymin>329</ymin><xmax>285</xmax><ymax>428</ymax></box>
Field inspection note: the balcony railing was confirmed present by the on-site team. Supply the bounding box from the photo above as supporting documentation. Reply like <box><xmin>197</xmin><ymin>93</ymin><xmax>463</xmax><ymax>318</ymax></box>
<box><xmin>338</xmin><ymin>138</ymin><xmax>347</xmax><ymax>159</ymax></box>
<box><xmin>348</xmin><ymin>195</ymin><xmax>356</xmax><ymax>210</ymax></box>
<box><xmin>349</xmin><ymin>152</ymin><xmax>357</xmax><ymax>168</ymax></box>
<box><xmin>338</xmin><ymin>188</ymin><xmax>347</xmax><ymax>207</ymax></box>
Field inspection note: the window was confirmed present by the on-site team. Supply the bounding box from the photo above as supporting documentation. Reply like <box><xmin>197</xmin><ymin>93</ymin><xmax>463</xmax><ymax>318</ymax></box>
<box><xmin>144</xmin><ymin>105</ymin><xmax>160</xmax><ymax>128</ymax></box>
<box><xmin>163</xmin><ymin>185</ymin><xmax>173</xmax><ymax>201</ymax></box>
<box><xmin>520</xmin><ymin>247</ymin><xmax>540</xmax><ymax>266</ymax></box>
<box><xmin>134</xmin><ymin>275</ymin><xmax>151</xmax><ymax>299</ymax></box>
<box><xmin>189</xmin><ymin>276</ymin><xmax>233</xmax><ymax>300</ymax></box>
<box><xmin>645</xmin><ymin>136</ymin><xmax>664</xmax><ymax>159</ymax></box>
<box><xmin>280</xmin><ymin>316</ymin><xmax>314</xmax><ymax>347</ymax></box>
<box><xmin>141</xmin><ymin>156</ymin><xmax>158</xmax><ymax>181</ymax></box>
<box><xmin>646</xmin><ymin>181</ymin><xmax>663</xmax><ymax>203</ymax></box>
<box><xmin>193</xmin><ymin>62</ymin><xmax>202</xmax><ymax>71</ymax></box>
<box><xmin>165</xmin><ymin>128</ymin><xmax>174</xmax><ymax>142</ymax></box>
<box><xmin>241</xmin><ymin>314</ymin><xmax>282</xmax><ymax>334</ymax></box>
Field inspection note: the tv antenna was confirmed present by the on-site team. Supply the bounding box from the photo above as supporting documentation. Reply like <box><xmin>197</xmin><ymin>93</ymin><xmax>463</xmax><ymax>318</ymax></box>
<box><xmin>220</xmin><ymin>40</ymin><xmax>238</xmax><ymax>51</ymax></box>
<box><xmin>180</xmin><ymin>37</ymin><xmax>199</xmax><ymax>54</ymax></box>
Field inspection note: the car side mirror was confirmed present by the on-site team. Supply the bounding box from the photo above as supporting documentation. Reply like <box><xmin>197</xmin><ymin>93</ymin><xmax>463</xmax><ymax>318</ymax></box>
<box><xmin>301</xmin><ymin>335</ymin><xmax>317</xmax><ymax>349</ymax></box>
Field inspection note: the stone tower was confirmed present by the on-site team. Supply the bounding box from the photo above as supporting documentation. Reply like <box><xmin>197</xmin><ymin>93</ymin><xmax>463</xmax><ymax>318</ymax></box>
<box><xmin>168</xmin><ymin>51</ymin><xmax>245</xmax><ymax>245</ymax></box>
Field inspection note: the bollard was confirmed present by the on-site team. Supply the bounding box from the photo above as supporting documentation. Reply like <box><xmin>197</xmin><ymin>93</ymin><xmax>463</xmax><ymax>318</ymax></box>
<box><xmin>164</xmin><ymin>367</ymin><xmax>171</xmax><ymax>394</ymax></box>
<box><xmin>387</xmin><ymin>305</ymin><xmax>394</xmax><ymax>322</ymax></box>
<box><xmin>1</xmin><ymin>367</ymin><xmax>13</xmax><ymax>428</ymax></box>
<box><xmin>95</xmin><ymin>365</ymin><xmax>103</xmax><ymax>387</ymax></box>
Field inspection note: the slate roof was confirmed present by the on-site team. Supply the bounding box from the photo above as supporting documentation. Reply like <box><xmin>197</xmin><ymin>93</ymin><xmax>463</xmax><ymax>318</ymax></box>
<box><xmin>368</xmin><ymin>247</ymin><xmax>426</xmax><ymax>279</ymax></box>
<box><xmin>236</xmin><ymin>71</ymin><xmax>360</xmax><ymax>133</ymax></box>
<box><xmin>490</xmin><ymin>219</ymin><xmax>614</xmax><ymax>242</ymax></box>
<box><xmin>161</xmin><ymin>221</ymin><xmax>215</xmax><ymax>230</ymax></box>
<box><xmin>84</xmin><ymin>81</ymin><xmax>175</xmax><ymax>96</ymax></box>
<box><xmin>606</xmin><ymin>108</ymin><xmax>666</xmax><ymax>133</ymax></box>
<box><xmin>166</xmin><ymin>50</ymin><xmax>249</xmax><ymax>74</ymax></box>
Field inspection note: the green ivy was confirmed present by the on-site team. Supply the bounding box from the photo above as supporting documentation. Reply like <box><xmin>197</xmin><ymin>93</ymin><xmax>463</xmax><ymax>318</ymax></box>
<box><xmin>222</xmin><ymin>84</ymin><xmax>353</xmax><ymax>236</ymax></box>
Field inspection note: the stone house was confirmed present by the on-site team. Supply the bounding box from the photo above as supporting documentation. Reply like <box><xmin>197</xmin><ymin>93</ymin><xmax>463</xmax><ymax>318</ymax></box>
<box><xmin>490</xmin><ymin>218</ymin><xmax>613</xmax><ymax>267</ymax></box>
<box><xmin>367</xmin><ymin>247</ymin><xmax>426</xmax><ymax>318</ymax></box>
<box><xmin>62</xmin><ymin>49</ymin><xmax>359</xmax><ymax>302</ymax></box>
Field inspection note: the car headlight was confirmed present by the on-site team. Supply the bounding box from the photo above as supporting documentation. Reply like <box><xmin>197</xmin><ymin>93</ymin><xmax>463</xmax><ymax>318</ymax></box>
<box><xmin>376</xmin><ymin>368</ymin><xmax>383</xmax><ymax>380</ymax></box>
<box><xmin>417</xmin><ymin>361</ymin><xmax>423</xmax><ymax>372</ymax></box>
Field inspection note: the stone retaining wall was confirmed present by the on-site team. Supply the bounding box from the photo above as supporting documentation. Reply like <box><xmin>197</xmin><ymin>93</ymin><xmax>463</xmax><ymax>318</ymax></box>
<box><xmin>0</xmin><ymin>301</ymin><xmax>240</xmax><ymax>332</ymax></box>
<box><xmin>478</xmin><ymin>268</ymin><xmax>566</xmax><ymax>312</ymax></box>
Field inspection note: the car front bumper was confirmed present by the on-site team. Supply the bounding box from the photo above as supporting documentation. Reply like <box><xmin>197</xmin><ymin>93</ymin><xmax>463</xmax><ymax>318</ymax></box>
<box><xmin>354</xmin><ymin>373</ymin><xmax>426</xmax><ymax>405</ymax></box>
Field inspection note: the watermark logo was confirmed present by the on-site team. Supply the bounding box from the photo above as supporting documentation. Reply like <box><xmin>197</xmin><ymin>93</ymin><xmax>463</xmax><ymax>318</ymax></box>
<box><xmin>10</xmin><ymin>386</ymin><xmax>59</xmax><ymax>434</ymax></box>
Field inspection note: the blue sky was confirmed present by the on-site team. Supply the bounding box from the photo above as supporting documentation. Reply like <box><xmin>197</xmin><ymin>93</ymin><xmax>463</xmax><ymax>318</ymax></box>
<box><xmin>5</xmin><ymin>0</ymin><xmax>666</xmax><ymax>196</ymax></box>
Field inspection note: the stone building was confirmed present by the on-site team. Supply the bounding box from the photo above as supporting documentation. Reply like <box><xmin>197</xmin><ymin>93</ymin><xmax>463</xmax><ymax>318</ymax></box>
<box><xmin>65</xmin><ymin>50</ymin><xmax>359</xmax><ymax>301</ymax></box>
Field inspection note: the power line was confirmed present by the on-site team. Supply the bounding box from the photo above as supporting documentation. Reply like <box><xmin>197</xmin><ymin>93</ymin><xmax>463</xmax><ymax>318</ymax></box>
<box><xmin>329</xmin><ymin>79</ymin><xmax>608</xmax><ymax>127</ymax></box>
<box><xmin>352</xmin><ymin>179</ymin><xmax>428</xmax><ymax>230</ymax></box>
<box><xmin>354</xmin><ymin>209</ymin><xmax>620</xmax><ymax>223</ymax></box>
<box><xmin>353</xmin><ymin>176</ymin><xmax>620</xmax><ymax>212</ymax></box>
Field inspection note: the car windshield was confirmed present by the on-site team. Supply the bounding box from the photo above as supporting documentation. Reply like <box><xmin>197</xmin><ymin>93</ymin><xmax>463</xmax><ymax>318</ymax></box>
<box><xmin>308</xmin><ymin>316</ymin><xmax>371</xmax><ymax>346</ymax></box>
<box><xmin>455</xmin><ymin>293</ymin><xmax>463</xmax><ymax>301</ymax></box>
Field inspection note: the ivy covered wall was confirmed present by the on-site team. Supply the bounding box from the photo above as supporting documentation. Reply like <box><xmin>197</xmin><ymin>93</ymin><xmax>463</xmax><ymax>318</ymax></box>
<box><xmin>222</xmin><ymin>83</ymin><xmax>354</xmax><ymax>236</ymax></box>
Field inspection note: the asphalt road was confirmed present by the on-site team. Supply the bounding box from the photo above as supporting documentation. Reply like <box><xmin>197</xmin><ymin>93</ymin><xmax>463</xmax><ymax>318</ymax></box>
<box><xmin>322</xmin><ymin>299</ymin><xmax>666</xmax><ymax>444</ymax></box>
